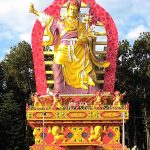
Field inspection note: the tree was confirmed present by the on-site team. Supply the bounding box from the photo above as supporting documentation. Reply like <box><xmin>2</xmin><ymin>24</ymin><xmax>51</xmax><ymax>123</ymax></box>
<box><xmin>116</xmin><ymin>32</ymin><xmax>150</xmax><ymax>149</ymax></box>
<box><xmin>2</xmin><ymin>41</ymin><xmax>35</xmax><ymax>96</ymax></box>
<box><xmin>0</xmin><ymin>91</ymin><xmax>26</xmax><ymax>150</ymax></box>
<box><xmin>0</xmin><ymin>63</ymin><xmax>4</xmax><ymax>101</ymax></box>
<box><xmin>0</xmin><ymin>41</ymin><xmax>35</xmax><ymax>149</ymax></box>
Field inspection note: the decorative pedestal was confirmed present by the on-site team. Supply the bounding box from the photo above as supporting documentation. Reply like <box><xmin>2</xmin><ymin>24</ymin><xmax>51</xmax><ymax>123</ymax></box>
<box><xmin>26</xmin><ymin>94</ymin><xmax>129</xmax><ymax>150</ymax></box>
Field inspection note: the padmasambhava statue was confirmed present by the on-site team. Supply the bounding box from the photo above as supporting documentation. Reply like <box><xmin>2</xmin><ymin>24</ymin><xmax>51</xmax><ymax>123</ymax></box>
<box><xmin>30</xmin><ymin>0</ymin><xmax>109</xmax><ymax>94</ymax></box>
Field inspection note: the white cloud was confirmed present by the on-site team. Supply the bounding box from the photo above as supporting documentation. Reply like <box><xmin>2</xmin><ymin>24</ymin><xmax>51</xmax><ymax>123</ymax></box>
<box><xmin>99</xmin><ymin>0</ymin><xmax>150</xmax><ymax>41</ymax></box>
<box><xmin>0</xmin><ymin>0</ymin><xmax>53</xmax><ymax>60</ymax></box>
<box><xmin>0</xmin><ymin>0</ymin><xmax>150</xmax><ymax>43</ymax></box>
<box><xmin>19</xmin><ymin>33</ymin><xmax>31</xmax><ymax>44</ymax></box>
<box><xmin>126</xmin><ymin>25</ymin><xmax>148</xmax><ymax>40</ymax></box>
<box><xmin>0</xmin><ymin>0</ymin><xmax>52</xmax><ymax>37</ymax></box>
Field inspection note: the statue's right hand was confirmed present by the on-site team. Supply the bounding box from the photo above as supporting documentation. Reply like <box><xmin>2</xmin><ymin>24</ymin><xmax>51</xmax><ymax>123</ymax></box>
<box><xmin>77</xmin><ymin>36</ymin><xmax>88</xmax><ymax>44</ymax></box>
<box><xmin>29</xmin><ymin>3</ymin><xmax>35</xmax><ymax>14</ymax></box>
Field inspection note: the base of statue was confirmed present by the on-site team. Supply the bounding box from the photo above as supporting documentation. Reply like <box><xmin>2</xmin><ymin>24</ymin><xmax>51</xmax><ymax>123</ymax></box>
<box><xmin>26</xmin><ymin>94</ymin><xmax>129</xmax><ymax>150</ymax></box>
<box><xmin>29</xmin><ymin>144</ymin><xmax>130</xmax><ymax>150</ymax></box>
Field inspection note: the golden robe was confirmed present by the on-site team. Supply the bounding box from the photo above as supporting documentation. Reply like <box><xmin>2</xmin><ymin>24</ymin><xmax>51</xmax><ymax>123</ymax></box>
<box><xmin>39</xmin><ymin>14</ymin><xmax>96</xmax><ymax>90</ymax></box>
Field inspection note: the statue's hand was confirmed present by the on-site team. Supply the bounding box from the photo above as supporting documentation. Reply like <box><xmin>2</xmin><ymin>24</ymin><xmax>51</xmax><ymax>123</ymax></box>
<box><xmin>29</xmin><ymin>3</ymin><xmax>35</xmax><ymax>14</ymax></box>
<box><xmin>77</xmin><ymin>36</ymin><xmax>88</xmax><ymax>44</ymax></box>
<box><xmin>29</xmin><ymin>3</ymin><xmax>39</xmax><ymax>16</ymax></box>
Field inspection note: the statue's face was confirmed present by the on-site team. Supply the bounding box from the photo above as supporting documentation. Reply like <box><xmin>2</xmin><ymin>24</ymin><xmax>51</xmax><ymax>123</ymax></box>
<box><xmin>67</xmin><ymin>4</ymin><xmax>79</xmax><ymax>18</ymax></box>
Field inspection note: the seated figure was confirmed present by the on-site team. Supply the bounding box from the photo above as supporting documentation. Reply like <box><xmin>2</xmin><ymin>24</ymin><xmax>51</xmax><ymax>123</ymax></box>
<box><xmin>30</xmin><ymin>0</ymin><xmax>109</xmax><ymax>94</ymax></box>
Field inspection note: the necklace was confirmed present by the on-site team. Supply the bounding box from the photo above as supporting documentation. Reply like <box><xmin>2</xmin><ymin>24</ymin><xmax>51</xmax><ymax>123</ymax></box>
<box><xmin>64</xmin><ymin>17</ymin><xmax>79</xmax><ymax>31</ymax></box>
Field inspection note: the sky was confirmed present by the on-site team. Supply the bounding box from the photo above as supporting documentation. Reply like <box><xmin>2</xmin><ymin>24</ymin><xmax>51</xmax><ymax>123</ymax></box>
<box><xmin>0</xmin><ymin>0</ymin><xmax>150</xmax><ymax>61</ymax></box>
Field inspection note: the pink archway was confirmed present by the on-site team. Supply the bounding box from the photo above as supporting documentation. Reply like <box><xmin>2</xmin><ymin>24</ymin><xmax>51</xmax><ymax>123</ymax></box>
<box><xmin>31</xmin><ymin>0</ymin><xmax>118</xmax><ymax>95</ymax></box>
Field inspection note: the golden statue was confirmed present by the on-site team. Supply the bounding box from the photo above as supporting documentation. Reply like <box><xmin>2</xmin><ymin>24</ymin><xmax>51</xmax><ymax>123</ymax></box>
<box><xmin>30</xmin><ymin>0</ymin><xmax>109</xmax><ymax>94</ymax></box>
<box><xmin>112</xmin><ymin>91</ymin><xmax>126</xmax><ymax>107</ymax></box>
<box><xmin>52</xmin><ymin>96</ymin><xmax>63</xmax><ymax>109</ymax></box>
<box><xmin>33</xmin><ymin>127</ymin><xmax>43</xmax><ymax>144</ymax></box>
<box><xmin>93</xmin><ymin>90</ymin><xmax>102</xmax><ymax>109</ymax></box>
<box><xmin>31</xmin><ymin>93</ymin><xmax>42</xmax><ymax>108</ymax></box>
<box><xmin>51</xmin><ymin>126</ymin><xmax>66</xmax><ymax>144</ymax></box>
<box><xmin>88</xmin><ymin>126</ymin><xmax>103</xmax><ymax>143</ymax></box>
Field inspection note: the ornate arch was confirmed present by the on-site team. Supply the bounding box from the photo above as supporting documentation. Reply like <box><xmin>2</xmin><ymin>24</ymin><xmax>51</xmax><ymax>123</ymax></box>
<box><xmin>31</xmin><ymin>0</ymin><xmax>118</xmax><ymax>95</ymax></box>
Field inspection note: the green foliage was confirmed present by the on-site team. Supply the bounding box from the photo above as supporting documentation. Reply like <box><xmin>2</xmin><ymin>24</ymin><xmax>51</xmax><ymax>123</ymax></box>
<box><xmin>0</xmin><ymin>91</ymin><xmax>26</xmax><ymax>150</ymax></box>
<box><xmin>0</xmin><ymin>63</ymin><xmax>4</xmax><ymax>100</ymax></box>
<box><xmin>117</xmin><ymin>33</ymin><xmax>150</xmax><ymax>101</ymax></box>
<box><xmin>116</xmin><ymin>32</ymin><xmax>150</xmax><ymax>149</ymax></box>
<box><xmin>2</xmin><ymin>41</ymin><xmax>35</xmax><ymax>95</ymax></box>
<box><xmin>0</xmin><ymin>41</ymin><xmax>35</xmax><ymax>149</ymax></box>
